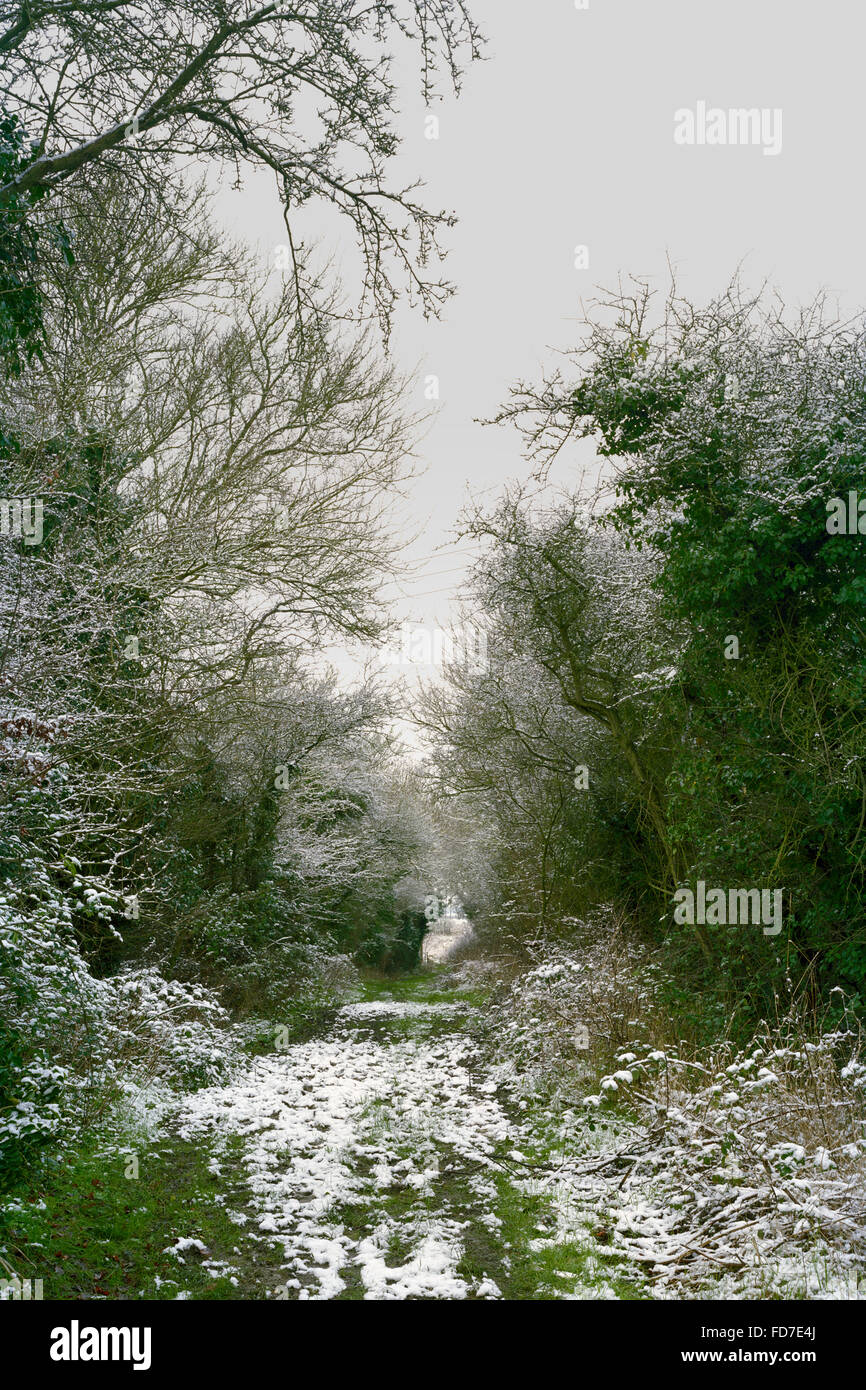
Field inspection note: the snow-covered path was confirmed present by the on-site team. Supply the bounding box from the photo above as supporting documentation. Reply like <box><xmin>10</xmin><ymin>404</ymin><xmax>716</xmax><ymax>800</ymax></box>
<box><xmin>156</xmin><ymin>971</ymin><xmax>866</xmax><ymax>1303</ymax></box>
<box><xmin>420</xmin><ymin>915</ymin><xmax>474</xmax><ymax>964</ymax></box>
<box><xmin>173</xmin><ymin>989</ymin><xmax>523</xmax><ymax>1299</ymax></box>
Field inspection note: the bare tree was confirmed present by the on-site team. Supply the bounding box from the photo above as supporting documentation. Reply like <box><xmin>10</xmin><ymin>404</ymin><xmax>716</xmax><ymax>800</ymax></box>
<box><xmin>0</xmin><ymin>0</ymin><xmax>482</xmax><ymax>328</ymax></box>
<box><xmin>0</xmin><ymin>172</ymin><xmax>418</xmax><ymax>915</ymax></box>
<box><xmin>6</xmin><ymin>174</ymin><xmax>418</xmax><ymax>697</ymax></box>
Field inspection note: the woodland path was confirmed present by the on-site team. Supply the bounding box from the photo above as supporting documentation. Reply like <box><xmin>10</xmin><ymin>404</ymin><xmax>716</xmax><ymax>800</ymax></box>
<box><xmin>169</xmin><ymin>970</ymin><xmax>553</xmax><ymax>1300</ymax></box>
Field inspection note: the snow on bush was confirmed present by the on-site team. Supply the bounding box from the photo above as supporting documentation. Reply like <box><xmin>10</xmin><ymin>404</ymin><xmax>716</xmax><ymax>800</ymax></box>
<box><xmin>1</xmin><ymin>861</ymin><xmax>235</xmax><ymax>1186</ymax></box>
<box><xmin>101</xmin><ymin>968</ymin><xmax>234</xmax><ymax>1093</ymax></box>
<box><xmin>482</xmin><ymin>908</ymin><xmax>663</xmax><ymax>1087</ymax></box>
<box><xmin>569</xmin><ymin>1020</ymin><xmax>866</xmax><ymax>1298</ymax></box>
<box><xmin>482</xmin><ymin>915</ymin><xmax>866</xmax><ymax>1298</ymax></box>
<box><xmin>0</xmin><ymin>870</ymin><xmax>108</xmax><ymax>1182</ymax></box>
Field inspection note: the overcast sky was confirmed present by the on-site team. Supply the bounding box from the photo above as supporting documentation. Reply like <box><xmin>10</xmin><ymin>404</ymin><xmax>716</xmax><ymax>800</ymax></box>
<box><xmin>211</xmin><ymin>0</ymin><xmax>866</xmax><ymax>731</ymax></box>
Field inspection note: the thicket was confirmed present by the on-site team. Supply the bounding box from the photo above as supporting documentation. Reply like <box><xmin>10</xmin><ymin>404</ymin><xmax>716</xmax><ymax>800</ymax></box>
<box><xmin>424</xmin><ymin>283</ymin><xmax>866</xmax><ymax>1039</ymax></box>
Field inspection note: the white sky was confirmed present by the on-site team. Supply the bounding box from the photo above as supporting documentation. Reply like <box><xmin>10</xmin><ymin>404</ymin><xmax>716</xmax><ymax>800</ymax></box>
<box><xmin>210</xmin><ymin>0</ymin><xmax>866</xmax><ymax>744</ymax></box>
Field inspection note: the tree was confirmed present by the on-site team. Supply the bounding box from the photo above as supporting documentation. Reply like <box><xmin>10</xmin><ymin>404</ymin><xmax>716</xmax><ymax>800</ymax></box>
<box><xmin>463</xmin><ymin>493</ymin><xmax>695</xmax><ymax>913</ymax></box>
<box><xmin>8</xmin><ymin>172</ymin><xmax>417</xmax><ymax>695</ymax></box>
<box><xmin>0</xmin><ymin>0</ymin><xmax>482</xmax><ymax>329</ymax></box>
<box><xmin>487</xmin><ymin>279</ymin><xmax>866</xmax><ymax>1022</ymax></box>
<box><xmin>0</xmin><ymin>169</ymin><xmax>420</xmax><ymax>963</ymax></box>
<box><xmin>0</xmin><ymin>106</ymin><xmax>73</xmax><ymax>375</ymax></box>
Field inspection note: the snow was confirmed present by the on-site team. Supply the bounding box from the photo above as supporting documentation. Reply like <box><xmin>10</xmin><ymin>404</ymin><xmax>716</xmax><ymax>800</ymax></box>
<box><xmin>151</xmin><ymin>937</ymin><xmax>866</xmax><ymax>1302</ymax></box>
<box><xmin>174</xmin><ymin>995</ymin><xmax>516</xmax><ymax>1300</ymax></box>
<box><xmin>164</xmin><ymin>1237</ymin><xmax>210</xmax><ymax>1262</ymax></box>
<box><xmin>421</xmin><ymin>916</ymin><xmax>475</xmax><ymax>965</ymax></box>
<box><xmin>338</xmin><ymin>1000</ymin><xmax>463</xmax><ymax>1018</ymax></box>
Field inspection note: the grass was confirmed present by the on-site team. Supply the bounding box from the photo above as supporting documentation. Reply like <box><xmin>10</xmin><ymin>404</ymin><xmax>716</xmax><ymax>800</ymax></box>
<box><xmin>0</xmin><ymin>956</ymin><xmax>650</xmax><ymax>1302</ymax></box>
<box><xmin>321</xmin><ymin>966</ymin><xmax>645</xmax><ymax>1301</ymax></box>
<box><xmin>488</xmin><ymin>1172</ymin><xmax>647</xmax><ymax>1300</ymax></box>
<box><xmin>240</xmin><ymin>996</ymin><xmax>343</xmax><ymax>1054</ymax></box>
<box><xmin>0</xmin><ymin>1132</ymin><xmax>287</xmax><ymax>1301</ymax></box>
